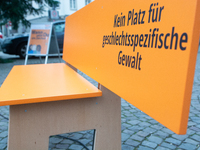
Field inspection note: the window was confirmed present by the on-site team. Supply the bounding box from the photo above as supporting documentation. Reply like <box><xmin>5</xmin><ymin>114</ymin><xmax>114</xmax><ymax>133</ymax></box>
<box><xmin>85</xmin><ymin>0</ymin><xmax>91</xmax><ymax>5</ymax></box>
<box><xmin>54</xmin><ymin>23</ymin><xmax>65</xmax><ymax>33</ymax></box>
<box><xmin>70</xmin><ymin>0</ymin><xmax>76</xmax><ymax>10</ymax></box>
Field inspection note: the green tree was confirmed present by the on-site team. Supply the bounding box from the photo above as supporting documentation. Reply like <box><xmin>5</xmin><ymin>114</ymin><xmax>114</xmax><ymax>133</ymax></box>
<box><xmin>0</xmin><ymin>0</ymin><xmax>59</xmax><ymax>30</ymax></box>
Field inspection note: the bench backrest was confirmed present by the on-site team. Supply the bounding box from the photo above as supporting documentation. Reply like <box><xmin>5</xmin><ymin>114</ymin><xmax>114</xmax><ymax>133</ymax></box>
<box><xmin>62</xmin><ymin>0</ymin><xmax>200</xmax><ymax>134</ymax></box>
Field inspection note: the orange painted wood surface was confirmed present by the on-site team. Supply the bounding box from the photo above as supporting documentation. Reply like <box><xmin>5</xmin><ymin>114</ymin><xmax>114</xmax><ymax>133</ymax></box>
<box><xmin>0</xmin><ymin>63</ymin><xmax>102</xmax><ymax>106</ymax></box>
<box><xmin>62</xmin><ymin>0</ymin><xmax>200</xmax><ymax>134</ymax></box>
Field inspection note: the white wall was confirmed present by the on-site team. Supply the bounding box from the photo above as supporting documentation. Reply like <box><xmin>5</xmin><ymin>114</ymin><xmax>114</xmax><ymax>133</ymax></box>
<box><xmin>26</xmin><ymin>0</ymin><xmax>94</xmax><ymax>21</ymax></box>
<box><xmin>2</xmin><ymin>0</ymin><xmax>94</xmax><ymax>37</ymax></box>
<box><xmin>26</xmin><ymin>1</ymin><xmax>50</xmax><ymax>20</ymax></box>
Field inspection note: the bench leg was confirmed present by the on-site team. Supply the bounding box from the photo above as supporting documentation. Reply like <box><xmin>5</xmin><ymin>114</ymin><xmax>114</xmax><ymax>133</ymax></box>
<box><xmin>8</xmin><ymin>85</ymin><xmax>121</xmax><ymax>150</ymax></box>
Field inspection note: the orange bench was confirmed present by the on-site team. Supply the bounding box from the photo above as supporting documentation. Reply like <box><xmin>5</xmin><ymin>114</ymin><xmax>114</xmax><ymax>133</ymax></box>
<box><xmin>1</xmin><ymin>0</ymin><xmax>200</xmax><ymax>149</ymax></box>
<box><xmin>0</xmin><ymin>1</ymin><xmax>122</xmax><ymax>149</ymax></box>
<box><xmin>0</xmin><ymin>63</ymin><xmax>121</xmax><ymax>150</ymax></box>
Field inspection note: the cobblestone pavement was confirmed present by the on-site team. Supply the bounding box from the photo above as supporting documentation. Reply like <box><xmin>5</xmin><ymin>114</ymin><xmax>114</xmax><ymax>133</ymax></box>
<box><xmin>0</xmin><ymin>49</ymin><xmax>200</xmax><ymax>150</ymax></box>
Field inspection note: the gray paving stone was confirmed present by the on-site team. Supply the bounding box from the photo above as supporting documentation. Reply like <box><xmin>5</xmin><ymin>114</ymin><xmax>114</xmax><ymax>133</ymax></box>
<box><xmin>68</xmin><ymin>144</ymin><xmax>83</xmax><ymax>149</ymax></box>
<box><xmin>137</xmin><ymin>131</ymin><xmax>150</xmax><ymax>137</ymax></box>
<box><xmin>0</xmin><ymin>122</ymin><xmax>8</xmax><ymax>126</ymax></box>
<box><xmin>78</xmin><ymin>130</ymin><xmax>88</xmax><ymax>134</ymax></box>
<box><xmin>49</xmin><ymin>137</ymin><xmax>63</xmax><ymax>144</ymax></box>
<box><xmin>143</xmin><ymin>127</ymin><xmax>157</xmax><ymax>133</ymax></box>
<box><xmin>142</xmin><ymin>140</ymin><xmax>157</xmax><ymax>148</ymax></box>
<box><xmin>125</xmin><ymin>139</ymin><xmax>140</xmax><ymax>147</ymax></box>
<box><xmin>197</xmin><ymin>131</ymin><xmax>200</xmax><ymax>136</ymax></box>
<box><xmin>148</xmin><ymin>135</ymin><xmax>163</xmax><ymax>144</ymax></box>
<box><xmin>179</xmin><ymin>143</ymin><xmax>197</xmax><ymax>150</ymax></box>
<box><xmin>161</xmin><ymin>142</ymin><xmax>176</xmax><ymax>149</ymax></box>
<box><xmin>128</xmin><ymin>125</ymin><xmax>144</xmax><ymax>132</ymax></box>
<box><xmin>151</xmin><ymin>124</ymin><xmax>163</xmax><ymax>130</ymax></box>
<box><xmin>197</xmin><ymin>124</ymin><xmax>200</xmax><ymax>129</ymax></box>
<box><xmin>68</xmin><ymin>133</ymin><xmax>83</xmax><ymax>139</ymax></box>
<box><xmin>0</xmin><ymin>138</ymin><xmax>7</xmax><ymax>144</ymax></box>
<box><xmin>0</xmin><ymin>119</ymin><xmax>8</xmax><ymax>124</ymax></box>
<box><xmin>192</xmin><ymin>119</ymin><xmax>200</xmax><ymax>124</ymax></box>
<box><xmin>122</xmin><ymin>133</ymin><xmax>130</xmax><ymax>142</ymax></box>
<box><xmin>191</xmin><ymin>134</ymin><xmax>200</xmax><ymax>142</ymax></box>
<box><xmin>138</xmin><ymin>122</ymin><xmax>151</xmax><ymax>127</ymax></box>
<box><xmin>145</xmin><ymin>116</ymin><xmax>153</xmax><ymax>120</ymax></box>
<box><xmin>129</xmin><ymin>109</ymin><xmax>137</xmax><ymax>113</ymax></box>
<box><xmin>154</xmin><ymin>131</ymin><xmax>169</xmax><ymax>138</ymax></box>
<box><xmin>138</xmin><ymin>145</ymin><xmax>154</xmax><ymax>150</ymax></box>
<box><xmin>126</xmin><ymin>116</ymin><xmax>138</xmax><ymax>121</ymax></box>
<box><xmin>189</xmin><ymin>113</ymin><xmax>195</xmax><ymax>117</ymax></box>
<box><xmin>123</xmin><ymin>129</ymin><xmax>135</xmax><ymax>135</ymax></box>
<box><xmin>60</xmin><ymin>139</ymin><xmax>73</xmax><ymax>145</ymax></box>
<box><xmin>130</xmin><ymin>134</ymin><xmax>144</xmax><ymax>142</ymax></box>
<box><xmin>127</xmin><ymin>120</ymin><xmax>141</xmax><ymax>125</ymax></box>
<box><xmin>123</xmin><ymin>107</ymin><xmax>132</xmax><ymax>111</ymax></box>
<box><xmin>190</xmin><ymin>109</ymin><xmax>199</xmax><ymax>113</ymax></box>
<box><xmin>87</xmin><ymin>146</ymin><xmax>93</xmax><ymax>150</ymax></box>
<box><xmin>79</xmin><ymin>139</ymin><xmax>91</xmax><ymax>145</ymax></box>
<box><xmin>148</xmin><ymin>119</ymin><xmax>159</xmax><ymax>124</ymax></box>
<box><xmin>165</xmin><ymin>138</ymin><xmax>182</xmax><ymax>145</ymax></box>
<box><xmin>139</xmin><ymin>118</ymin><xmax>148</xmax><ymax>122</ymax></box>
<box><xmin>186</xmin><ymin>129</ymin><xmax>195</xmax><ymax>135</ymax></box>
<box><xmin>121</xmin><ymin>118</ymin><xmax>126</xmax><ymax>123</ymax></box>
<box><xmin>162</xmin><ymin>128</ymin><xmax>174</xmax><ymax>134</ymax></box>
<box><xmin>122</xmin><ymin>145</ymin><xmax>134</xmax><ymax>150</ymax></box>
<box><xmin>0</xmin><ymin>143</ymin><xmax>6</xmax><ymax>150</ymax></box>
<box><xmin>55</xmin><ymin>143</ymin><xmax>70</xmax><ymax>149</ymax></box>
<box><xmin>172</xmin><ymin>134</ymin><xmax>188</xmax><ymax>141</ymax></box>
<box><xmin>123</xmin><ymin>123</ymin><xmax>132</xmax><ymax>128</ymax></box>
<box><xmin>184</xmin><ymin>138</ymin><xmax>199</xmax><ymax>145</ymax></box>
<box><xmin>155</xmin><ymin>146</ymin><xmax>170</xmax><ymax>150</ymax></box>
<box><xmin>121</xmin><ymin>125</ymin><xmax>126</xmax><ymax>131</ymax></box>
<box><xmin>121</xmin><ymin>114</ymin><xmax>126</xmax><ymax>118</ymax></box>
<box><xmin>82</xmin><ymin>133</ymin><xmax>94</xmax><ymax>140</ymax></box>
<box><xmin>134</xmin><ymin>112</ymin><xmax>145</xmax><ymax>116</ymax></box>
<box><xmin>124</xmin><ymin>113</ymin><xmax>134</xmax><ymax>117</ymax></box>
<box><xmin>191</xmin><ymin>94</ymin><xmax>199</xmax><ymax>100</ymax></box>
<box><xmin>138</xmin><ymin>145</ymin><xmax>153</xmax><ymax>150</ymax></box>
<box><xmin>187</xmin><ymin>121</ymin><xmax>197</xmax><ymax>126</ymax></box>
<box><xmin>121</xmin><ymin>102</ymin><xmax>129</xmax><ymax>107</ymax></box>
<box><xmin>0</xmin><ymin>126</ymin><xmax>8</xmax><ymax>131</ymax></box>
<box><xmin>0</xmin><ymin>131</ymin><xmax>7</xmax><ymax>138</ymax></box>
<box><xmin>49</xmin><ymin>143</ymin><xmax>55</xmax><ymax>149</ymax></box>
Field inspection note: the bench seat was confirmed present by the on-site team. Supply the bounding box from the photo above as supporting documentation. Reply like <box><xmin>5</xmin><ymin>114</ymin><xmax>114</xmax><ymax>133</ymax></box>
<box><xmin>0</xmin><ymin>63</ymin><xmax>121</xmax><ymax>150</ymax></box>
<box><xmin>0</xmin><ymin>63</ymin><xmax>102</xmax><ymax>106</ymax></box>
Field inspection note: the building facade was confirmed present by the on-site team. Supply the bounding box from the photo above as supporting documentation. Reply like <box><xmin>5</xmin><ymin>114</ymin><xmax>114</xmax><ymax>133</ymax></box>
<box><xmin>2</xmin><ymin>0</ymin><xmax>94</xmax><ymax>37</ymax></box>
<box><xmin>27</xmin><ymin>0</ymin><xmax>94</xmax><ymax>20</ymax></box>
